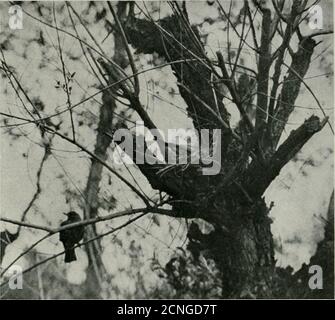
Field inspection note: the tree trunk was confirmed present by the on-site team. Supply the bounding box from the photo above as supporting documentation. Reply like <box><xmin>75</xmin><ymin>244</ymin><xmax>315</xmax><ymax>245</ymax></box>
<box><xmin>82</xmin><ymin>1</ymin><xmax>128</xmax><ymax>298</ymax></box>
<box><xmin>121</xmin><ymin>8</ymin><xmax>328</xmax><ymax>298</ymax></box>
<box><xmin>82</xmin><ymin>92</ymin><xmax>115</xmax><ymax>297</ymax></box>
<box><xmin>188</xmin><ymin>197</ymin><xmax>275</xmax><ymax>298</ymax></box>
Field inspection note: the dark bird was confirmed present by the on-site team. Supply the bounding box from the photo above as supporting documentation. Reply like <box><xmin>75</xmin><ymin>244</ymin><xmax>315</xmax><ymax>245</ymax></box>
<box><xmin>59</xmin><ymin>212</ymin><xmax>84</xmax><ymax>263</ymax></box>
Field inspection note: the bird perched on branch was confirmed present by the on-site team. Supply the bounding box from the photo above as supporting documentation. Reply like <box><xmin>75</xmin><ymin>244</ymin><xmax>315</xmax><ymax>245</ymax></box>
<box><xmin>59</xmin><ymin>212</ymin><xmax>84</xmax><ymax>263</ymax></box>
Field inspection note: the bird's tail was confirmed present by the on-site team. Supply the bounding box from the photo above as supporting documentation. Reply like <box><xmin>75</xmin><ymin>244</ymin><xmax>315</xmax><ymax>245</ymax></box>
<box><xmin>64</xmin><ymin>248</ymin><xmax>77</xmax><ymax>263</ymax></box>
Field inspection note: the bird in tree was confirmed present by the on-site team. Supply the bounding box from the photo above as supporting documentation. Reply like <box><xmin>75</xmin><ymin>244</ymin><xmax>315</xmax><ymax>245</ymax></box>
<box><xmin>59</xmin><ymin>212</ymin><xmax>84</xmax><ymax>263</ymax></box>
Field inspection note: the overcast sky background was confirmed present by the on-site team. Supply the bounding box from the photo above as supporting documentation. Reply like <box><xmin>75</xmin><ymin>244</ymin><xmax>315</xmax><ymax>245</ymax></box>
<box><xmin>0</xmin><ymin>0</ymin><xmax>333</xmax><ymax>294</ymax></box>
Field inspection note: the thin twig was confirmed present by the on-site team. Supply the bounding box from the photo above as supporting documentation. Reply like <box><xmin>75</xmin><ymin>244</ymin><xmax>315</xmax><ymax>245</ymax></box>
<box><xmin>108</xmin><ymin>2</ymin><xmax>140</xmax><ymax>97</ymax></box>
<box><xmin>53</xmin><ymin>4</ymin><xmax>76</xmax><ymax>142</ymax></box>
<box><xmin>216</xmin><ymin>51</ymin><xmax>254</xmax><ymax>132</ymax></box>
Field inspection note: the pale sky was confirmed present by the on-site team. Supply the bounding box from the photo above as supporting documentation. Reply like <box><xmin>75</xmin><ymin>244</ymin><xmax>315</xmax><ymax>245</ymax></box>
<box><xmin>0</xmin><ymin>0</ymin><xmax>333</xmax><ymax>295</ymax></box>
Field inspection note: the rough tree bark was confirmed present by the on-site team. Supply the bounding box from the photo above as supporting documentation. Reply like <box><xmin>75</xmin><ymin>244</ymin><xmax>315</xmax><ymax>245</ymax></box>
<box><xmin>0</xmin><ymin>0</ymin><xmax>332</xmax><ymax>300</ymax></box>
<box><xmin>106</xmin><ymin>1</ymin><xmax>331</xmax><ymax>298</ymax></box>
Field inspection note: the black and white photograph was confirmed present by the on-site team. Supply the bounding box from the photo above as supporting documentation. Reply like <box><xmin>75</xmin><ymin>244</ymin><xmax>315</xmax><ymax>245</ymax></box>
<box><xmin>0</xmin><ymin>0</ymin><xmax>333</xmax><ymax>301</ymax></box>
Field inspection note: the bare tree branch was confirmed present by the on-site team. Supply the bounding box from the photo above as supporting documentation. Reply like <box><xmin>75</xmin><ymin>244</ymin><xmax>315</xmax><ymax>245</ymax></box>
<box><xmin>271</xmin><ymin>37</ymin><xmax>317</xmax><ymax>149</ymax></box>
<box><xmin>125</xmin><ymin>12</ymin><xmax>231</xmax><ymax>136</ymax></box>
<box><xmin>255</xmin><ymin>8</ymin><xmax>271</xmax><ymax>130</ymax></box>
<box><xmin>245</xmin><ymin>115</ymin><xmax>328</xmax><ymax>197</ymax></box>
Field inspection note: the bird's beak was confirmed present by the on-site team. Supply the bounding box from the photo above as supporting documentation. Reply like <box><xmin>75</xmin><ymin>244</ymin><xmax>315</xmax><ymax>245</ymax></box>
<box><xmin>62</xmin><ymin>212</ymin><xmax>68</xmax><ymax>217</ymax></box>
